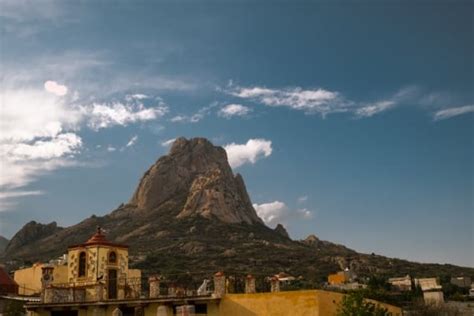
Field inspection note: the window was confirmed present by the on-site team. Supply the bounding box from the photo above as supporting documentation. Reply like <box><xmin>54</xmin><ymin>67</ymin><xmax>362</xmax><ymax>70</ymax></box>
<box><xmin>78</xmin><ymin>251</ymin><xmax>86</xmax><ymax>277</ymax></box>
<box><xmin>108</xmin><ymin>251</ymin><xmax>117</xmax><ymax>264</ymax></box>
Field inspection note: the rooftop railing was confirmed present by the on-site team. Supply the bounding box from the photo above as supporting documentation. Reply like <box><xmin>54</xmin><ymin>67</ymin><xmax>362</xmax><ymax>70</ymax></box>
<box><xmin>40</xmin><ymin>272</ymin><xmax>300</xmax><ymax>304</ymax></box>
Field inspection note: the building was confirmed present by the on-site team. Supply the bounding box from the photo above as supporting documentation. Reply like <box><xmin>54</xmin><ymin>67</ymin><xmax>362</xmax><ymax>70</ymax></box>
<box><xmin>415</xmin><ymin>278</ymin><xmax>444</xmax><ymax>305</ymax></box>
<box><xmin>327</xmin><ymin>268</ymin><xmax>353</xmax><ymax>285</ymax></box>
<box><xmin>388</xmin><ymin>275</ymin><xmax>412</xmax><ymax>292</ymax></box>
<box><xmin>25</xmin><ymin>230</ymin><xmax>402</xmax><ymax>316</ymax></box>
<box><xmin>450</xmin><ymin>276</ymin><xmax>471</xmax><ymax>288</ymax></box>
<box><xmin>15</xmin><ymin>261</ymin><xmax>68</xmax><ymax>296</ymax></box>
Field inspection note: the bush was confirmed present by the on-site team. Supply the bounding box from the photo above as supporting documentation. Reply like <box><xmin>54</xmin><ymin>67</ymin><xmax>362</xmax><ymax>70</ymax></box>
<box><xmin>337</xmin><ymin>291</ymin><xmax>392</xmax><ymax>316</ymax></box>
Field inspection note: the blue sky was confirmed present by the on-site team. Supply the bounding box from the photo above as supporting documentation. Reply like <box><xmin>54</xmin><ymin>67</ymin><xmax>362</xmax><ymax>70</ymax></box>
<box><xmin>0</xmin><ymin>1</ymin><xmax>472</xmax><ymax>267</ymax></box>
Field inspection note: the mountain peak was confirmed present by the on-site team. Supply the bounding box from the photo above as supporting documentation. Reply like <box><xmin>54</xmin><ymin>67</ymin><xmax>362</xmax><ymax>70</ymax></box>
<box><xmin>4</xmin><ymin>221</ymin><xmax>63</xmax><ymax>255</ymax></box>
<box><xmin>274</xmin><ymin>224</ymin><xmax>290</xmax><ymax>239</ymax></box>
<box><xmin>129</xmin><ymin>137</ymin><xmax>262</xmax><ymax>224</ymax></box>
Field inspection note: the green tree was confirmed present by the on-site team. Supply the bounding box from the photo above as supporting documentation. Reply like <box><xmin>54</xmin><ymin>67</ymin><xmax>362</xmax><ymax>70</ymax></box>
<box><xmin>337</xmin><ymin>292</ymin><xmax>392</xmax><ymax>316</ymax></box>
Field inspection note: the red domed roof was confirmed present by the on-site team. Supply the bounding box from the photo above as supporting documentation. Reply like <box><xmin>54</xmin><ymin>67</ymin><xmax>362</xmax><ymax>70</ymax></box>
<box><xmin>68</xmin><ymin>227</ymin><xmax>128</xmax><ymax>249</ymax></box>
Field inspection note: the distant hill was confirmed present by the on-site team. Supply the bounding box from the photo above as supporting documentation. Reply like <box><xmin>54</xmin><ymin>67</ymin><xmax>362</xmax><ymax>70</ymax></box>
<box><xmin>2</xmin><ymin>137</ymin><xmax>472</xmax><ymax>283</ymax></box>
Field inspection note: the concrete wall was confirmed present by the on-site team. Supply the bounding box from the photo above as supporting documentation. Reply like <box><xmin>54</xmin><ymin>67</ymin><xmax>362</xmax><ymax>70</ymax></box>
<box><xmin>15</xmin><ymin>263</ymin><xmax>43</xmax><ymax>295</ymax></box>
<box><xmin>423</xmin><ymin>291</ymin><xmax>444</xmax><ymax>305</ymax></box>
<box><xmin>28</xmin><ymin>290</ymin><xmax>402</xmax><ymax>316</ymax></box>
<box><xmin>15</xmin><ymin>263</ymin><xmax>72</xmax><ymax>296</ymax></box>
<box><xmin>218</xmin><ymin>290</ymin><xmax>402</xmax><ymax>316</ymax></box>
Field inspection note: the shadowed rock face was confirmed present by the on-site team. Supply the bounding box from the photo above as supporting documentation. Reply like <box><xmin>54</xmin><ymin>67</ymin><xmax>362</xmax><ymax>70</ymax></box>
<box><xmin>130</xmin><ymin>137</ymin><xmax>262</xmax><ymax>224</ymax></box>
<box><xmin>274</xmin><ymin>224</ymin><xmax>290</xmax><ymax>239</ymax></box>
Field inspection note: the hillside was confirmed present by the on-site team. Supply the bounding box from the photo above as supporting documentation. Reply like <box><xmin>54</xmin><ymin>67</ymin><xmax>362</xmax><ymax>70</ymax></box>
<box><xmin>2</xmin><ymin>137</ymin><xmax>472</xmax><ymax>283</ymax></box>
<box><xmin>0</xmin><ymin>236</ymin><xmax>8</xmax><ymax>254</ymax></box>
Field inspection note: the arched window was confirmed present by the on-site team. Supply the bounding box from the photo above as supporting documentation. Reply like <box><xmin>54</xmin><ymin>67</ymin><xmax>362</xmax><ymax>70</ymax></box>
<box><xmin>78</xmin><ymin>251</ymin><xmax>86</xmax><ymax>277</ymax></box>
<box><xmin>108</xmin><ymin>251</ymin><xmax>117</xmax><ymax>264</ymax></box>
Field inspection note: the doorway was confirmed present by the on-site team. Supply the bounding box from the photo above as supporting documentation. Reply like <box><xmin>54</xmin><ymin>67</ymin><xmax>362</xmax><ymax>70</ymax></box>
<box><xmin>108</xmin><ymin>269</ymin><xmax>118</xmax><ymax>299</ymax></box>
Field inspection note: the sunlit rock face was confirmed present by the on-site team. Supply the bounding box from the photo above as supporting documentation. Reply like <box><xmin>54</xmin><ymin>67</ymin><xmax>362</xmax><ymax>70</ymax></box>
<box><xmin>130</xmin><ymin>137</ymin><xmax>262</xmax><ymax>224</ymax></box>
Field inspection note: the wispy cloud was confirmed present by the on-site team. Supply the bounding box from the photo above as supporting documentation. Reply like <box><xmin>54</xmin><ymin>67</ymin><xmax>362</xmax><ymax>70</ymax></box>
<box><xmin>297</xmin><ymin>196</ymin><xmax>308</xmax><ymax>204</ymax></box>
<box><xmin>433</xmin><ymin>105</ymin><xmax>474</xmax><ymax>121</ymax></box>
<box><xmin>226</xmin><ymin>83</ymin><xmax>427</xmax><ymax>119</ymax></box>
<box><xmin>161</xmin><ymin>138</ymin><xmax>176</xmax><ymax>147</ymax></box>
<box><xmin>218</xmin><ymin>104</ymin><xmax>252</xmax><ymax>118</ymax></box>
<box><xmin>227</xmin><ymin>85</ymin><xmax>349</xmax><ymax>117</ymax></box>
<box><xmin>224</xmin><ymin>138</ymin><xmax>272</xmax><ymax>168</ymax></box>
<box><xmin>0</xmin><ymin>190</ymin><xmax>44</xmax><ymax>212</ymax></box>
<box><xmin>125</xmin><ymin>135</ymin><xmax>138</xmax><ymax>148</ymax></box>
<box><xmin>170</xmin><ymin>104</ymin><xmax>215</xmax><ymax>123</ymax></box>
<box><xmin>355</xmin><ymin>101</ymin><xmax>396</xmax><ymax>118</ymax></box>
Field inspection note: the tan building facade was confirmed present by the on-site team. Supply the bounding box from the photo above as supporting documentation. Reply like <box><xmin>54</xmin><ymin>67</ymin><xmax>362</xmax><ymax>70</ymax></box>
<box><xmin>14</xmin><ymin>263</ymin><xmax>68</xmax><ymax>296</ymax></box>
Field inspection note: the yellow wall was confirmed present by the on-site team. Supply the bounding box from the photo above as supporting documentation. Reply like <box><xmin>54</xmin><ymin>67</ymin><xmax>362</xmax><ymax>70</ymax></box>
<box><xmin>128</xmin><ymin>269</ymin><xmax>141</xmax><ymax>280</ymax></box>
<box><xmin>328</xmin><ymin>272</ymin><xmax>348</xmax><ymax>285</ymax></box>
<box><xmin>14</xmin><ymin>263</ymin><xmax>68</xmax><ymax>295</ymax></box>
<box><xmin>218</xmin><ymin>290</ymin><xmax>402</xmax><ymax>316</ymax></box>
<box><xmin>67</xmin><ymin>245</ymin><xmax>140</xmax><ymax>301</ymax></box>
<box><xmin>15</xmin><ymin>263</ymin><xmax>43</xmax><ymax>295</ymax></box>
<box><xmin>67</xmin><ymin>246</ymin><xmax>129</xmax><ymax>283</ymax></box>
<box><xmin>28</xmin><ymin>290</ymin><xmax>402</xmax><ymax>316</ymax></box>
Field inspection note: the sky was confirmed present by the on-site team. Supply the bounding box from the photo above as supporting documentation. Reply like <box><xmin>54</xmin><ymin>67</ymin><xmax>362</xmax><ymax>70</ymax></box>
<box><xmin>0</xmin><ymin>0</ymin><xmax>472</xmax><ymax>267</ymax></box>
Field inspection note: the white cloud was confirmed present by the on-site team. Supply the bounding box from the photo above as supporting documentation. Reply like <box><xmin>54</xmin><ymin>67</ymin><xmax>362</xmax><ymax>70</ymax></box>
<box><xmin>126</xmin><ymin>94</ymin><xmax>148</xmax><ymax>101</ymax></box>
<box><xmin>297</xmin><ymin>196</ymin><xmax>308</xmax><ymax>204</ymax></box>
<box><xmin>224</xmin><ymin>138</ymin><xmax>272</xmax><ymax>168</ymax></box>
<box><xmin>297</xmin><ymin>208</ymin><xmax>313</xmax><ymax>219</ymax></box>
<box><xmin>227</xmin><ymin>84</ymin><xmax>426</xmax><ymax>118</ymax></box>
<box><xmin>107</xmin><ymin>146</ymin><xmax>117</xmax><ymax>152</ymax></box>
<box><xmin>355</xmin><ymin>101</ymin><xmax>396</xmax><ymax>118</ymax></box>
<box><xmin>1</xmin><ymin>133</ymin><xmax>81</xmax><ymax>161</ymax></box>
<box><xmin>0</xmin><ymin>190</ymin><xmax>44</xmax><ymax>212</ymax></box>
<box><xmin>228</xmin><ymin>85</ymin><xmax>348</xmax><ymax>116</ymax></box>
<box><xmin>84</xmin><ymin>101</ymin><xmax>168</xmax><ymax>130</ymax></box>
<box><xmin>0</xmin><ymin>80</ymin><xmax>168</xmax><ymax>204</ymax></box>
<box><xmin>253</xmin><ymin>201</ymin><xmax>288</xmax><ymax>226</ymax></box>
<box><xmin>433</xmin><ymin>105</ymin><xmax>474</xmax><ymax>121</ymax></box>
<box><xmin>161</xmin><ymin>138</ymin><xmax>176</xmax><ymax>147</ymax></box>
<box><xmin>0</xmin><ymin>88</ymin><xmax>82</xmax><ymax>142</ymax></box>
<box><xmin>126</xmin><ymin>135</ymin><xmax>138</xmax><ymax>147</ymax></box>
<box><xmin>44</xmin><ymin>80</ymin><xmax>68</xmax><ymax>96</ymax></box>
<box><xmin>0</xmin><ymin>158</ymin><xmax>79</xmax><ymax>190</ymax></box>
<box><xmin>218</xmin><ymin>104</ymin><xmax>251</xmax><ymax>118</ymax></box>
<box><xmin>253</xmin><ymin>200</ymin><xmax>315</xmax><ymax>226</ymax></box>
<box><xmin>355</xmin><ymin>87</ymin><xmax>419</xmax><ymax>118</ymax></box>
<box><xmin>170</xmin><ymin>104</ymin><xmax>215</xmax><ymax>124</ymax></box>
<box><xmin>0</xmin><ymin>86</ymin><xmax>84</xmax><ymax>193</ymax></box>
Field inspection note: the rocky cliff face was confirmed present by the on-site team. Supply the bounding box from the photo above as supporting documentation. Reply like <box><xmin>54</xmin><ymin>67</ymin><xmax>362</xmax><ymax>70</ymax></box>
<box><xmin>130</xmin><ymin>137</ymin><xmax>262</xmax><ymax>224</ymax></box>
